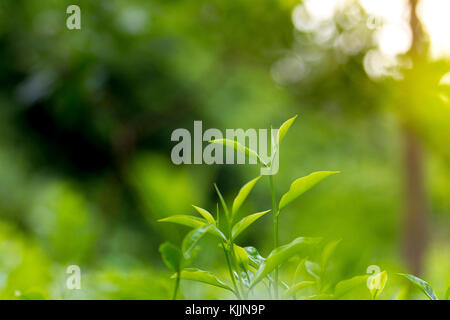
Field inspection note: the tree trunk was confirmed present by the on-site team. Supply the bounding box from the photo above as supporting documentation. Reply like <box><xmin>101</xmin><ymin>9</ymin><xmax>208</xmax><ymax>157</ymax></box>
<box><xmin>402</xmin><ymin>0</ymin><xmax>428</xmax><ymax>275</ymax></box>
<box><xmin>402</xmin><ymin>127</ymin><xmax>427</xmax><ymax>275</ymax></box>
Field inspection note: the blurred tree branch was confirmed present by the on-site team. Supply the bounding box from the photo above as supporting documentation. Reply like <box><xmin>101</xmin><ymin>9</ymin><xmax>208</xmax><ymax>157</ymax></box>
<box><xmin>402</xmin><ymin>0</ymin><xmax>429</xmax><ymax>275</ymax></box>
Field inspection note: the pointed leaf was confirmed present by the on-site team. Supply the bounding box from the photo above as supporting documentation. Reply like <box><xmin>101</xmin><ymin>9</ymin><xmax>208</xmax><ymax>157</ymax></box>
<box><xmin>209</xmin><ymin>139</ymin><xmax>264</xmax><ymax>165</ymax></box>
<box><xmin>398</xmin><ymin>273</ymin><xmax>439</xmax><ymax>300</ymax></box>
<box><xmin>234</xmin><ymin>245</ymin><xmax>250</xmax><ymax>271</ymax></box>
<box><xmin>334</xmin><ymin>275</ymin><xmax>368</xmax><ymax>299</ymax></box>
<box><xmin>284</xmin><ymin>281</ymin><xmax>315</xmax><ymax>298</ymax></box>
<box><xmin>214</xmin><ymin>184</ymin><xmax>229</xmax><ymax>219</ymax></box>
<box><xmin>293</xmin><ymin>258</ymin><xmax>307</xmax><ymax>285</ymax></box>
<box><xmin>216</xmin><ymin>203</ymin><xmax>220</xmax><ymax>229</ymax></box>
<box><xmin>279</xmin><ymin>171</ymin><xmax>340</xmax><ymax>210</ymax></box>
<box><xmin>159</xmin><ymin>215</ymin><xmax>225</xmax><ymax>240</ymax></box>
<box><xmin>173</xmin><ymin>268</ymin><xmax>234</xmax><ymax>292</ymax></box>
<box><xmin>305</xmin><ymin>260</ymin><xmax>321</xmax><ymax>280</ymax></box>
<box><xmin>158</xmin><ymin>215</ymin><xmax>207</xmax><ymax>229</ymax></box>
<box><xmin>277</xmin><ymin>115</ymin><xmax>298</xmax><ymax>145</ymax></box>
<box><xmin>232</xmin><ymin>210</ymin><xmax>270</xmax><ymax>240</ymax></box>
<box><xmin>444</xmin><ymin>286</ymin><xmax>450</xmax><ymax>300</ymax></box>
<box><xmin>182</xmin><ymin>225</ymin><xmax>212</xmax><ymax>261</ymax></box>
<box><xmin>251</xmin><ymin>237</ymin><xmax>320</xmax><ymax>287</ymax></box>
<box><xmin>231</xmin><ymin>176</ymin><xmax>262</xmax><ymax>218</ymax></box>
<box><xmin>192</xmin><ymin>205</ymin><xmax>216</xmax><ymax>225</ymax></box>
<box><xmin>209</xmin><ymin>225</ymin><xmax>227</xmax><ymax>241</ymax></box>
<box><xmin>321</xmin><ymin>239</ymin><xmax>341</xmax><ymax>269</ymax></box>
<box><xmin>159</xmin><ymin>242</ymin><xmax>181</xmax><ymax>272</ymax></box>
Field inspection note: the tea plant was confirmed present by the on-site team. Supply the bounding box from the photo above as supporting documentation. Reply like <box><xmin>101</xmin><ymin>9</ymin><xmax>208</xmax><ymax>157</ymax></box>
<box><xmin>158</xmin><ymin>116</ymin><xmax>449</xmax><ymax>300</ymax></box>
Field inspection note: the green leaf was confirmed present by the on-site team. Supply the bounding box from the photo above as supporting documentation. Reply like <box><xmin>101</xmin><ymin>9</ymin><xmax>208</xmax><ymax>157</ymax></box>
<box><xmin>159</xmin><ymin>215</ymin><xmax>225</xmax><ymax>240</ymax></box>
<box><xmin>292</xmin><ymin>258</ymin><xmax>307</xmax><ymax>284</ymax></box>
<box><xmin>279</xmin><ymin>171</ymin><xmax>340</xmax><ymax>210</ymax></box>
<box><xmin>181</xmin><ymin>225</ymin><xmax>212</xmax><ymax>261</ymax></box>
<box><xmin>192</xmin><ymin>205</ymin><xmax>216</xmax><ymax>225</ymax></box>
<box><xmin>231</xmin><ymin>176</ymin><xmax>262</xmax><ymax>218</ymax></box>
<box><xmin>369</xmin><ymin>271</ymin><xmax>388</xmax><ymax>299</ymax></box>
<box><xmin>232</xmin><ymin>210</ymin><xmax>270</xmax><ymax>240</ymax></box>
<box><xmin>444</xmin><ymin>286</ymin><xmax>450</xmax><ymax>300</ymax></box>
<box><xmin>173</xmin><ymin>268</ymin><xmax>234</xmax><ymax>292</ymax></box>
<box><xmin>277</xmin><ymin>115</ymin><xmax>298</xmax><ymax>145</ymax></box>
<box><xmin>251</xmin><ymin>237</ymin><xmax>320</xmax><ymax>288</ymax></box>
<box><xmin>305</xmin><ymin>260</ymin><xmax>321</xmax><ymax>280</ymax></box>
<box><xmin>210</xmin><ymin>225</ymin><xmax>227</xmax><ymax>240</ymax></box>
<box><xmin>216</xmin><ymin>203</ymin><xmax>220</xmax><ymax>229</ymax></box>
<box><xmin>158</xmin><ymin>215</ymin><xmax>207</xmax><ymax>229</ymax></box>
<box><xmin>234</xmin><ymin>245</ymin><xmax>250</xmax><ymax>271</ymax></box>
<box><xmin>209</xmin><ymin>139</ymin><xmax>264</xmax><ymax>165</ymax></box>
<box><xmin>398</xmin><ymin>273</ymin><xmax>439</xmax><ymax>300</ymax></box>
<box><xmin>320</xmin><ymin>239</ymin><xmax>341</xmax><ymax>270</ymax></box>
<box><xmin>214</xmin><ymin>184</ymin><xmax>230</xmax><ymax>219</ymax></box>
<box><xmin>283</xmin><ymin>281</ymin><xmax>315</xmax><ymax>298</ymax></box>
<box><xmin>159</xmin><ymin>242</ymin><xmax>182</xmax><ymax>272</ymax></box>
<box><xmin>244</xmin><ymin>246</ymin><xmax>265</xmax><ymax>268</ymax></box>
<box><xmin>334</xmin><ymin>275</ymin><xmax>368</xmax><ymax>299</ymax></box>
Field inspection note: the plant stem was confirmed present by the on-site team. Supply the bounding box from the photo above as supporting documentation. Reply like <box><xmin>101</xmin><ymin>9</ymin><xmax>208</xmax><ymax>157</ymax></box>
<box><xmin>226</xmin><ymin>203</ymin><xmax>248</xmax><ymax>300</ymax></box>
<box><xmin>245</xmin><ymin>271</ymin><xmax>252</xmax><ymax>298</ymax></box>
<box><xmin>172</xmin><ymin>271</ymin><xmax>180</xmax><ymax>300</ymax></box>
<box><xmin>215</xmin><ymin>184</ymin><xmax>242</xmax><ymax>299</ymax></box>
<box><xmin>229</xmin><ymin>237</ymin><xmax>247</xmax><ymax>299</ymax></box>
<box><xmin>267</xmin><ymin>281</ymin><xmax>273</xmax><ymax>299</ymax></box>
<box><xmin>269</xmin><ymin>174</ymin><xmax>279</xmax><ymax>299</ymax></box>
<box><xmin>222</xmin><ymin>242</ymin><xmax>242</xmax><ymax>300</ymax></box>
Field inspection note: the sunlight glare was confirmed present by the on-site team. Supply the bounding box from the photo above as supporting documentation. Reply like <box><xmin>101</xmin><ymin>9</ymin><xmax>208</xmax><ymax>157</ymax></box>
<box><xmin>418</xmin><ymin>0</ymin><xmax>450</xmax><ymax>59</ymax></box>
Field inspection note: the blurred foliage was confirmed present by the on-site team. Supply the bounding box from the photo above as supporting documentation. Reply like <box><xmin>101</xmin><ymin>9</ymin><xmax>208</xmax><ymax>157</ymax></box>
<box><xmin>0</xmin><ymin>0</ymin><xmax>448</xmax><ymax>299</ymax></box>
